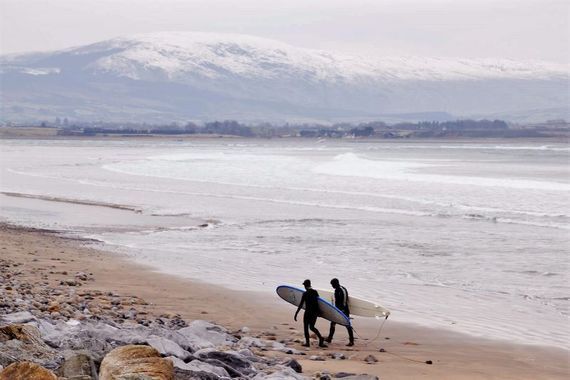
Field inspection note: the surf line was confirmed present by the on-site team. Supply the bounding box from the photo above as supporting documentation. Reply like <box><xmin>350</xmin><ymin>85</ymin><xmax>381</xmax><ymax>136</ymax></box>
<box><xmin>0</xmin><ymin>191</ymin><xmax>143</xmax><ymax>213</ymax></box>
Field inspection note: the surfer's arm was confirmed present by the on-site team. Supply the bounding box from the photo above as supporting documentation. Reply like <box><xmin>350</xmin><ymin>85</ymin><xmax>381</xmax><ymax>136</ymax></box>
<box><xmin>294</xmin><ymin>293</ymin><xmax>306</xmax><ymax>321</ymax></box>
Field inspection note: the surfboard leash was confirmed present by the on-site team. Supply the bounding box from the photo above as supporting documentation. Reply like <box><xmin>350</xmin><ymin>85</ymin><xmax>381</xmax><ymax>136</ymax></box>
<box><xmin>351</xmin><ymin>315</ymin><xmax>389</xmax><ymax>346</ymax></box>
<box><xmin>352</xmin><ymin>316</ymin><xmax>433</xmax><ymax>365</ymax></box>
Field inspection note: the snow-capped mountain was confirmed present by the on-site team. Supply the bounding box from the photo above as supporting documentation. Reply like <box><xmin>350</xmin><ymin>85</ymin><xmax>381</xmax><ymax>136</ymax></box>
<box><xmin>1</xmin><ymin>32</ymin><xmax>568</xmax><ymax>123</ymax></box>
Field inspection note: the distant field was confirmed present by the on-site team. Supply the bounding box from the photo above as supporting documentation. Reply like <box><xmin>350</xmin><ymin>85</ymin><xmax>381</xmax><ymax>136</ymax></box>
<box><xmin>0</xmin><ymin>127</ymin><xmax>59</xmax><ymax>138</ymax></box>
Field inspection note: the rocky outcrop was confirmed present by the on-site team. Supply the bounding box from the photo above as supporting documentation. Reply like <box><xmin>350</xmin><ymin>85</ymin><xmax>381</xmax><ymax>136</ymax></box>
<box><xmin>99</xmin><ymin>345</ymin><xmax>173</xmax><ymax>380</ymax></box>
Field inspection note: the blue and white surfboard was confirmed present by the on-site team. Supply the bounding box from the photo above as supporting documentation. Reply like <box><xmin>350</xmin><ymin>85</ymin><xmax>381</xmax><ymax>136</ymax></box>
<box><xmin>276</xmin><ymin>285</ymin><xmax>351</xmax><ymax>326</ymax></box>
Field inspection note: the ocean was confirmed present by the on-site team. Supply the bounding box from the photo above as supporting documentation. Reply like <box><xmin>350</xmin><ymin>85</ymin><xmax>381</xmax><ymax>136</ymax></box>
<box><xmin>1</xmin><ymin>138</ymin><xmax>568</xmax><ymax>348</ymax></box>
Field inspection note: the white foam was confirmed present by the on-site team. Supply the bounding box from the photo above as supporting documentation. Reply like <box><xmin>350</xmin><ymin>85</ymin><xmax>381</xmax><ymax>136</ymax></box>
<box><xmin>314</xmin><ymin>153</ymin><xmax>570</xmax><ymax>191</ymax></box>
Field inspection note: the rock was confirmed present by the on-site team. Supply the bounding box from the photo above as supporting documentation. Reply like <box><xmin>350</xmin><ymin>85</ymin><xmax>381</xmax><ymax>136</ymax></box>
<box><xmin>47</xmin><ymin>302</ymin><xmax>60</xmax><ymax>313</ymax></box>
<box><xmin>334</xmin><ymin>372</ymin><xmax>357</xmax><ymax>378</ymax></box>
<box><xmin>238</xmin><ymin>337</ymin><xmax>266</xmax><ymax>349</ymax></box>
<box><xmin>330</xmin><ymin>352</ymin><xmax>346</xmax><ymax>360</ymax></box>
<box><xmin>177</xmin><ymin>321</ymin><xmax>237</xmax><ymax>348</ymax></box>
<box><xmin>0</xmin><ymin>311</ymin><xmax>36</xmax><ymax>324</ymax></box>
<box><xmin>309</xmin><ymin>355</ymin><xmax>325</xmax><ymax>361</ymax></box>
<box><xmin>166</xmin><ymin>356</ymin><xmax>229</xmax><ymax>378</ymax></box>
<box><xmin>363</xmin><ymin>355</ymin><xmax>378</xmax><ymax>364</ymax></box>
<box><xmin>59</xmin><ymin>353</ymin><xmax>97</xmax><ymax>380</ymax></box>
<box><xmin>335</xmin><ymin>376</ymin><xmax>378</xmax><ymax>380</ymax></box>
<box><xmin>99</xmin><ymin>345</ymin><xmax>174</xmax><ymax>380</ymax></box>
<box><xmin>281</xmin><ymin>358</ymin><xmax>302</xmax><ymax>373</ymax></box>
<box><xmin>194</xmin><ymin>349</ymin><xmax>251</xmax><ymax>369</ymax></box>
<box><xmin>60</xmin><ymin>279</ymin><xmax>80</xmax><ymax>287</ymax></box>
<box><xmin>172</xmin><ymin>367</ymin><xmax>220</xmax><ymax>380</ymax></box>
<box><xmin>75</xmin><ymin>272</ymin><xmax>89</xmax><ymax>281</ymax></box>
<box><xmin>146</xmin><ymin>336</ymin><xmax>193</xmax><ymax>361</ymax></box>
<box><xmin>253</xmin><ymin>366</ymin><xmax>306</xmax><ymax>379</ymax></box>
<box><xmin>0</xmin><ymin>324</ymin><xmax>61</xmax><ymax>369</ymax></box>
<box><xmin>0</xmin><ymin>361</ymin><xmax>57</xmax><ymax>380</ymax></box>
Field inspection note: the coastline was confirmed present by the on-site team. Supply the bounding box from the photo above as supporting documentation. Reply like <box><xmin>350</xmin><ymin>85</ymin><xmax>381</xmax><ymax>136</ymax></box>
<box><xmin>1</xmin><ymin>223</ymin><xmax>567</xmax><ymax>379</ymax></box>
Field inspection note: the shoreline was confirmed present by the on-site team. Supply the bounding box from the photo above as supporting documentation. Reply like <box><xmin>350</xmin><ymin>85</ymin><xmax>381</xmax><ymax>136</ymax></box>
<box><xmin>1</xmin><ymin>129</ymin><xmax>569</xmax><ymax>143</ymax></box>
<box><xmin>1</xmin><ymin>223</ymin><xmax>567</xmax><ymax>379</ymax></box>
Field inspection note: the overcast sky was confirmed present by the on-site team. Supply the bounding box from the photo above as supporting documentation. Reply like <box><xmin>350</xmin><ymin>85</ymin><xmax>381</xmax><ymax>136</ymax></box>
<box><xmin>1</xmin><ymin>0</ymin><xmax>568</xmax><ymax>63</ymax></box>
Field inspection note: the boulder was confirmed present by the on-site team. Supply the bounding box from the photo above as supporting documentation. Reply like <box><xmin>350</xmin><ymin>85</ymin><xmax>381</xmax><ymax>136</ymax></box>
<box><xmin>34</xmin><ymin>320</ymin><xmax>112</xmax><ymax>362</ymax></box>
<box><xmin>252</xmin><ymin>366</ymin><xmax>306</xmax><ymax>380</ymax></box>
<box><xmin>194</xmin><ymin>349</ymin><xmax>252</xmax><ymax>372</ymax></box>
<box><xmin>158</xmin><ymin>330</ymin><xmax>206</xmax><ymax>353</ymax></box>
<box><xmin>335</xmin><ymin>376</ymin><xmax>378</xmax><ymax>380</ymax></box>
<box><xmin>166</xmin><ymin>356</ymin><xmax>229</xmax><ymax>378</ymax></box>
<box><xmin>146</xmin><ymin>336</ymin><xmax>192</xmax><ymax>361</ymax></box>
<box><xmin>0</xmin><ymin>312</ymin><xmax>36</xmax><ymax>324</ymax></box>
<box><xmin>172</xmin><ymin>367</ymin><xmax>221</xmax><ymax>380</ymax></box>
<box><xmin>99</xmin><ymin>345</ymin><xmax>173</xmax><ymax>380</ymax></box>
<box><xmin>177</xmin><ymin>321</ymin><xmax>237</xmax><ymax>349</ymax></box>
<box><xmin>59</xmin><ymin>353</ymin><xmax>97</xmax><ymax>380</ymax></box>
<box><xmin>0</xmin><ymin>324</ymin><xmax>61</xmax><ymax>369</ymax></box>
<box><xmin>0</xmin><ymin>361</ymin><xmax>57</xmax><ymax>380</ymax></box>
<box><xmin>281</xmin><ymin>358</ymin><xmax>302</xmax><ymax>373</ymax></box>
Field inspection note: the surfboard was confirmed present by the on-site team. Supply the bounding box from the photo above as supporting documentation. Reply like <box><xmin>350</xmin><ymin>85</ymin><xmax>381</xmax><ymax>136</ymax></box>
<box><xmin>276</xmin><ymin>285</ymin><xmax>351</xmax><ymax>326</ymax></box>
<box><xmin>316</xmin><ymin>288</ymin><xmax>390</xmax><ymax>319</ymax></box>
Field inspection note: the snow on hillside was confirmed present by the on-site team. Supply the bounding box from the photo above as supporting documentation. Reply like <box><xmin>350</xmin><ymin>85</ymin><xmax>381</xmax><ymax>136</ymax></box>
<box><xmin>0</xmin><ymin>31</ymin><xmax>568</xmax><ymax>123</ymax></box>
<box><xmin>62</xmin><ymin>32</ymin><xmax>568</xmax><ymax>83</ymax></box>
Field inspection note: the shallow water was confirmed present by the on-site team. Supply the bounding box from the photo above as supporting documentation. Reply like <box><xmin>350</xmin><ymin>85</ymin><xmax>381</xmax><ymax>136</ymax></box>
<box><xmin>1</xmin><ymin>138</ymin><xmax>568</xmax><ymax>348</ymax></box>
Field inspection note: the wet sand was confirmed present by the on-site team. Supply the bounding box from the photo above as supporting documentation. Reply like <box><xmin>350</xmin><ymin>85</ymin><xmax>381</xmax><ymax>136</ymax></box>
<box><xmin>0</xmin><ymin>224</ymin><xmax>567</xmax><ymax>379</ymax></box>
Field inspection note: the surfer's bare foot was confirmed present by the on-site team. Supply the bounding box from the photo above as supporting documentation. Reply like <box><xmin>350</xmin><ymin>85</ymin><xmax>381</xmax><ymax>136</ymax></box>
<box><xmin>346</xmin><ymin>341</ymin><xmax>354</xmax><ymax>347</ymax></box>
<box><xmin>302</xmin><ymin>343</ymin><xmax>310</xmax><ymax>347</ymax></box>
<box><xmin>325</xmin><ymin>337</ymin><xmax>332</xmax><ymax>343</ymax></box>
<box><xmin>318</xmin><ymin>337</ymin><xmax>328</xmax><ymax>347</ymax></box>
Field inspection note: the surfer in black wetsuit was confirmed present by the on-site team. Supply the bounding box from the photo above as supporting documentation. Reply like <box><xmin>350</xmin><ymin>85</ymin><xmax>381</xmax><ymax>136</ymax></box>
<box><xmin>294</xmin><ymin>279</ymin><xmax>327</xmax><ymax>347</ymax></box>
<box><xmin>326</xmin><ymin>278</ymin><xmax>355</xmax><ymax>346</ymax></box>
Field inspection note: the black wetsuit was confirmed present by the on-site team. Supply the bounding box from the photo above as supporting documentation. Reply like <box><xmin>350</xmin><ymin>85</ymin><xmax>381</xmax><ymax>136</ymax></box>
<box><xmin>300</xmin><ymin>288</ymin><xmax>324</xmax><ymax>344</ymax></box>
<box><xmin>328</xmin><ymin>285</ymin><xmax>354</xmax><ymax>344</ymax></box>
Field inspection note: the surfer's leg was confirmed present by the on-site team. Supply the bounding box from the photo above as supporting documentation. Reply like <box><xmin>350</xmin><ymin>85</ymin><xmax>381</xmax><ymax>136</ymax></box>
<box><xmin>326</xmin><ymin>322</ymin><xmax>336</xmax><ymax>342</ymax></box>
<box><xmin>346</xmin><ymin>325</ymin><xmax>354</xmax><ymax>346</ymax></box>
<box><xmin>345</xmin><ymin>311</ymin><xmax>354</xmax><ymax>346</ymax></box>
<box><xmin>302</xmin><ymin>320</ymin><xmax>310</xmax><ymax>346</ymax></box>
<box><xmin>307</xmin><ymin>315</ymin><xmax>327</xmax><ymax>347</ymax></box>
<box><xmin>302</xmin><ymin>314</ymin><xmax>311</xmax><ymax>346</ymax></box>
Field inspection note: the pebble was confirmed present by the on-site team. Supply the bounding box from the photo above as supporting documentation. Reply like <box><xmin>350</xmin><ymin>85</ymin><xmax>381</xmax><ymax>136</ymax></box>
<box><xmin>330</xmin><ymin>352</ymin><xmax>346</xmax><ymax>360</ymax></box>
<box><xmin>363</xmin><ymin>354</ymin><xmax>378</xmax><ymax>364</ymax></box>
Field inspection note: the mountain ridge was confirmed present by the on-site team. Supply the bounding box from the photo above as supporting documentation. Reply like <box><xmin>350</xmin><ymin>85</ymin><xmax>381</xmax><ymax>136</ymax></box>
<box><xmin>1</xmin><ymin>31</ymin><xmax>568</xmax><ymax>123</ymax></box>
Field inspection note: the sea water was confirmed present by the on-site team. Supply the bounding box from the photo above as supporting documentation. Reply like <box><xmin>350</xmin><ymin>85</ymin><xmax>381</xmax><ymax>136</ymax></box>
<box><xmin>0</xmin><ymin>138</ymin><xmax>568</xmax><ymax>348</ymax></box>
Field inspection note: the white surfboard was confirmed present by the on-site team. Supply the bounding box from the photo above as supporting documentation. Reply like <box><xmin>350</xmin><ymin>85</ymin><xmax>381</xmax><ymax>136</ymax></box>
<box><xmin>316</xmin><ymin>288</ymin><xmax>390</xmax><ymax>319</ymax></box>
<box><xmin>276</xmin><ymin>285</ymin><xmax>351</xmax><ymax>326</ymax></box>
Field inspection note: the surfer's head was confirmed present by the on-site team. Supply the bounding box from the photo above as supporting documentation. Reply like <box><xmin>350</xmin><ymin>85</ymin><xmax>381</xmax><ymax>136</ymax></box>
<box><xmin>330</xmin><ymin>278</ymin><xmax>340</xmax><ymax>288</ymax></box>
<box><xmin>302</xmin><ymin>279</ymin><xmax>311</xmax><ymax>289</ymax></box>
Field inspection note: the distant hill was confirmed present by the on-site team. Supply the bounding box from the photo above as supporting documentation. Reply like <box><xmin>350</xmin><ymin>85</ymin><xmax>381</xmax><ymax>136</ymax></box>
<box><xmin>1</xmin><ymin>32</ymin><xmax>568</xmax><ymax>123</ymax></box>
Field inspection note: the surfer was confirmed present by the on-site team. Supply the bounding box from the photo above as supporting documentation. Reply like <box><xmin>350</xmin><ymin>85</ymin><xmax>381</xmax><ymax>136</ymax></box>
<box><xmin>294</xmin><ymin>279</ymin><xmax>327</xmax><ymax>347</ymax></box>
<box><xmin>326</xmin><ymin>278</ymin><xmax>355</xmax><ymax>346</ymax></box>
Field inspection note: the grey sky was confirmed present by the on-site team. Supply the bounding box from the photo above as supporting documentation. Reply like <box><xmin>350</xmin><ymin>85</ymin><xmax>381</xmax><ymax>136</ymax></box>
<box><xmin>1</xmin><ymin>0</ymin><xmax>568</xmax><ymax>63</ymax></box>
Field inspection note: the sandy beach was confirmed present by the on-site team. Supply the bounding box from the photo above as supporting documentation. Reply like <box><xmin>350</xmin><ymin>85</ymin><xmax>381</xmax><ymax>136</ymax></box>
<box><xmin>1</xmin><ymin>223</ymin><xmax>567</xmax><ymax>379</ymax></box>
